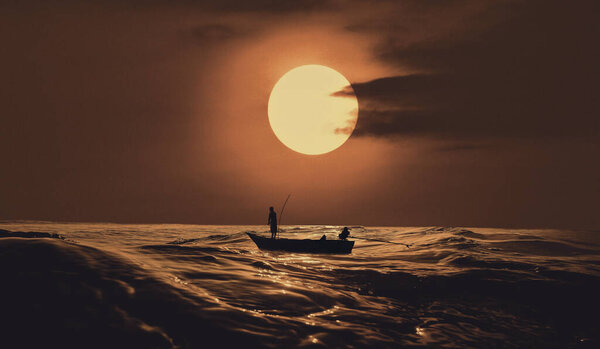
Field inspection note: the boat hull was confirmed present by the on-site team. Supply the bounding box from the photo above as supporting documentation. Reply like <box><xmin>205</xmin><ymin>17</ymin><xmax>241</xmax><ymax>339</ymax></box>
<box><xmin>246</xmin><ymin>233</ymin><xmax>354</xmax><ymax>254</ymax></box>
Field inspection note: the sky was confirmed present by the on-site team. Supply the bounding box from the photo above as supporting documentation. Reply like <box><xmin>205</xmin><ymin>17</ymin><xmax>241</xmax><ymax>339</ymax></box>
<box><xmin>1</xmin><ymin>0</ymin><xmax>598</xmax><ymax>228</ymax></box>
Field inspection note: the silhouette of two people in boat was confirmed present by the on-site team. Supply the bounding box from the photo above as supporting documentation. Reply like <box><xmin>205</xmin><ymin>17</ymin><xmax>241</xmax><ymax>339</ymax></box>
<box><xmin>322</xmin><ymin>227</ymin><xmax>350</xmax><ymax>240</ymax></box>
<box><xmin>268</xmin><ymin>206</ymin><xmax>351</xmax><ymax>241</ymax></box>
<box><xmin>322</xmin><ymin>227</ymin><xmax>351</xmax><ymax>240</ymax></box>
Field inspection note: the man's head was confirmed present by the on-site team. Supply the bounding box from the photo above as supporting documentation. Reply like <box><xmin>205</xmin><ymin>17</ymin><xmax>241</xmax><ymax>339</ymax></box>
<box><xmin>269</xmin><ymin>206</ymin><xmax>274</xmax><ymax>212</ymax></box>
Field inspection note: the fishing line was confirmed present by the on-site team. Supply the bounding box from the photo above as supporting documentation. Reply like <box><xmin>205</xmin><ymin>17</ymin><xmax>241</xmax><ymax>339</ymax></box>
<box><xmin>351</xmin><ymin>236</ymin><xmax>412</xmax><ymax>247</ymax></box>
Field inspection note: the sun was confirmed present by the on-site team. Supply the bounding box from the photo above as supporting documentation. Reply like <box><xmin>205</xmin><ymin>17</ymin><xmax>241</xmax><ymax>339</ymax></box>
<box><xmin>268</xmin><ymin>65</ymin><xmax>358</xmax><ymax>155</ymax></box>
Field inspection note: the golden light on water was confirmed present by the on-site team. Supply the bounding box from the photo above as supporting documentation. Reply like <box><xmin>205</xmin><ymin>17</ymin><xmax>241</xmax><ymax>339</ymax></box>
<box><xmin>268</xmin><ymin>65</ymin><xmax>358</xmax><ymax>155</ymax></box>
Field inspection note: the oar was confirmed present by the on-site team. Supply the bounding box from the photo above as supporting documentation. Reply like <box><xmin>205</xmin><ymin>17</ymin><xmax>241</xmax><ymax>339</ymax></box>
<box><xmin>351</xmin><ymin>236</ymin><xmax>412</xmax><ymax>248</ymax></box>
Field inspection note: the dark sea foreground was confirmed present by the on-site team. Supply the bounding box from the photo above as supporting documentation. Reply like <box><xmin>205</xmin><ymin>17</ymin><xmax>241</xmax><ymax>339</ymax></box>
<box><xmin>1</xmin><ymin>222</ymin><xmax>599</xmax><ymax>348</ymax></box>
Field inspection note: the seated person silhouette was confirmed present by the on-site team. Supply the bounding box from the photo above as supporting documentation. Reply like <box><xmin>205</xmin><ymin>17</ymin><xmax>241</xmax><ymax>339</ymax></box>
<box><xmin>338</xmin><ymin>227</ymin><xmax>350</xmax><ymax>240</ymax></box>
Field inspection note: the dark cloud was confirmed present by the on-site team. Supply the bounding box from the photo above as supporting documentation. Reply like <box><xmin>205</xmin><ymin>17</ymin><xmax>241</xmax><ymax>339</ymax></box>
<box><xmin>201</xmin><ymin>0</ymin><xmax>337</xmax><ymax>13</ymax></box>
<box><xmin>341</xmin><ymin>0</ymin><xmax>599</xmax><ymax>141</ymax></box>
<box><xmin>190</xmin><ymin>24</ymin><xmax>242</xmax><ymax>42</ymax></box>
<box><xmin>435</xmin><ymin>142</ymin><xmax>492</xmax><ymax>152</ymax></box>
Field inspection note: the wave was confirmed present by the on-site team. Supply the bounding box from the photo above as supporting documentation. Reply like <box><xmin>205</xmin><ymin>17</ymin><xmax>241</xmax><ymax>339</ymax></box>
<box><xmin>0</xmin><ymin>237</ymin><xmax>305</xmax><ymax>348</ymax></box>
<box><xmin>1</xmin><ymin>225</ymin><xmax>599</xmax><ymax>348</ymax></box>
<box><xmin>0</xmin><ymin>228</ymin><xmax>64</xmax><ymax>239</ymax></box>
<box><xmin>167</xmin><ymin>232</ymin><xmax>249</xmax><ymax>245</ymax></box>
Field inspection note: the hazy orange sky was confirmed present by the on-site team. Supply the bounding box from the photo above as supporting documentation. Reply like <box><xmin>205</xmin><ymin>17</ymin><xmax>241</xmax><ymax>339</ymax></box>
<box><xmin>1</xmin><ymin>1</ymin><xmax>598</xmax><ymax>228</ymax></box>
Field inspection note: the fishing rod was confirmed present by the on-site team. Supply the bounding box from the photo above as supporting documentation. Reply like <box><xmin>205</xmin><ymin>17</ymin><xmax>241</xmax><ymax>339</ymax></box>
<box><xmin>277</xmin><ymin>194</ymin><xmax>291</xmax><ymax>238</ymax></box>
<box><xmin>351</xmin><ymin>236</ymin><xmax>412</xmax><ymax>248</ymax></box>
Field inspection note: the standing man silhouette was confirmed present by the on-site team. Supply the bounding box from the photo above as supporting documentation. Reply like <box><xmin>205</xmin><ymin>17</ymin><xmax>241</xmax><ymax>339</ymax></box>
<box><xmin>268</xmin><ymin>206</ymin><xmax>277</xmax><ymax>239</ymax></box>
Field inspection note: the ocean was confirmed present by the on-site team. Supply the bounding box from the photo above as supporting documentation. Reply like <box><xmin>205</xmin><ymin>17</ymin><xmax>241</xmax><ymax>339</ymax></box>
<box><xmin>1</xmin><ymin>222</ymin><xmax>599</xmax><ymax>348</ymax></box>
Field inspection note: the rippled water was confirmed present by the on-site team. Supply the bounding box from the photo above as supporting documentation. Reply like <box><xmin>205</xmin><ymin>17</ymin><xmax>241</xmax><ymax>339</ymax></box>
<box><xmin>1</xmin><ymin>222</ymin><xmax>599</xmax><ymax>348</ymax></box>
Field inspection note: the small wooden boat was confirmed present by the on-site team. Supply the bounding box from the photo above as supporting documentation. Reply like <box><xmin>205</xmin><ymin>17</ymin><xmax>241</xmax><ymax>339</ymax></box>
<box><xmin>246</xmin><ymin>232</ymin><xmax>354</xmax><ymax>254</ymax></box>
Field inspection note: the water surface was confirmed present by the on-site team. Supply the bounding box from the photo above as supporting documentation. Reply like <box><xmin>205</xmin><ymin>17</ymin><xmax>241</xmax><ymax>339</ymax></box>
<box><xmin>1</xmin><ymin>222</ymin><xmax>598</xmax><ymax>348</ymax></box>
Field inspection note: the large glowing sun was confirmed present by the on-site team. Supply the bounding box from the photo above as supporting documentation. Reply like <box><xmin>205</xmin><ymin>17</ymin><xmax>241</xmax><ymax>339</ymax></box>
<box><xmin>268</xmin><ymin>65</ymin><xmax>358</xmax><ymax>155</ymax></box>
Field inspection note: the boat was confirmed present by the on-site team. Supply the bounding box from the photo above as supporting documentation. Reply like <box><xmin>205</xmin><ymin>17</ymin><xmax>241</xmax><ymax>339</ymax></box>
<box><xmin>246</xmin><ymin>232</ymin><xmax>354</xmax><ymax>254</ymax></box>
